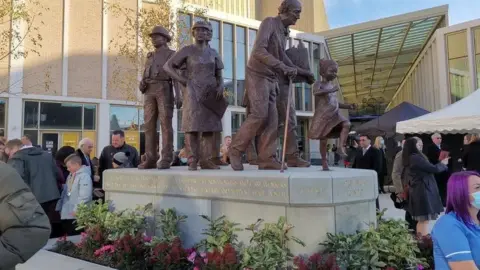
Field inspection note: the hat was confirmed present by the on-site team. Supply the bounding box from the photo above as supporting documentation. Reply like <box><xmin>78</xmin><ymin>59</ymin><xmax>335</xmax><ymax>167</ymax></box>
<box><xmin>149</xmin><ymin>25</ymin><xmax>172</xmax><ymax>42</ymax></box>
<box><xmin>113</xmin><ymin>151</ymin><xmax>130</xmax><ymax>166</ymax></box>
<box><xmin>192</xmin><ymin>20</ymin><xmax>212</xmax><ymax>31</ymax></box>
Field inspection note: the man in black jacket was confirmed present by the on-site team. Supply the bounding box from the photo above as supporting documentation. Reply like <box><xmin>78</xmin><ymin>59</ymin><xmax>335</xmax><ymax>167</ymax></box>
<box><xmin>5</xmin><ymin>139</ymin><xmax>61</xmax><ymax>237</ymax></box>
<box><xmin>352</xmin><ymin>135</ymin><xmax>382</xmax><ymax>209</ymax></box>
<box><xmin>425</xmin><ymin>133</ymin><xmax>450</xmax><ymax>206</ymax></box>
<box><xmin>76</xmin><ymin>138</ymin><xmax>95</xmax><ymax>179</ymax></box>
<box><xmin>98</xmin><ymin>130</ymin><xmax>140</xmax><ymax>185</ymax></box>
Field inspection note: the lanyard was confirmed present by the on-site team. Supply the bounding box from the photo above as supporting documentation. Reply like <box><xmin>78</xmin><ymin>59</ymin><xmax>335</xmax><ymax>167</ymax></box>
<box><xmin>67</xmin><ymin>173</ymin><xmax>76</xmax><ymax>196</ymax></box>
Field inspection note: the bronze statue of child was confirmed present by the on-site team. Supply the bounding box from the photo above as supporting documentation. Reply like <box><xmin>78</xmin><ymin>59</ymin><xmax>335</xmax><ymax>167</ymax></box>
<box><xmin>308</xmin><ymin>59</ymin><xmax>354</xmax><ymax>171</ymax></box>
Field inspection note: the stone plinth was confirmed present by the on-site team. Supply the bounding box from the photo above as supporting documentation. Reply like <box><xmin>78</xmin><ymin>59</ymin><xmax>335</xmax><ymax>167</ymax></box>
<box><xmin>103</xmin><ymin>165</ymin><xmax>378</xmax><ymax>254</ymax></box>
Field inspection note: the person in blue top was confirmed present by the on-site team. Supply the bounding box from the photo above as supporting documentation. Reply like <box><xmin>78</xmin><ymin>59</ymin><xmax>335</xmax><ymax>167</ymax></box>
<box><xmin>432</xmin><ymin>171</ymin><xmax>480</xmax><ymax>270</ymax></box>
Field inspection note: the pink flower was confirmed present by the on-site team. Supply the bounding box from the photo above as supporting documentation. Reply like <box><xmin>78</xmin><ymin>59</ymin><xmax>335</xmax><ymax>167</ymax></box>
<box><xmin>417</xmin><ymin>265</ymin><xmax>424</xmax><ymax>270</ymax></box>
<box><xmin>194</xmin><ymin>267</ymin><xmax>200</xmax><ymax>270</ymax></box>
<box><xmin>94</xmin><ymin>245</ymin><xmax>115</xmax><ymax>257</ymax></box>
<box><xmin>188</xmin><ymin>251</ymin><xmax>197</xmax><ymax>263</ymax></box>
<box><xmin>143</xmin><ymin>235</ymin><xmax>152</xmax><ymax>242</ymax></box>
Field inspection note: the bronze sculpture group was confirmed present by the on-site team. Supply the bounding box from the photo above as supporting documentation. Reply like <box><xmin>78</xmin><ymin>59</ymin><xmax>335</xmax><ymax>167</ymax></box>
<box><xmin>139</xmin><ymin>0</ymin><xmax>352</xmax><ymax>172</ymax></box>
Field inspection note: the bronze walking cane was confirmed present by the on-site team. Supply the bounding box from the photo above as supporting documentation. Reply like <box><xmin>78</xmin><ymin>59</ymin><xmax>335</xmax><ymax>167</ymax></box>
<box><xmin>280</xmin><ymin>78</ymin><xmax>294</xmax><ymax>173</ymax></box>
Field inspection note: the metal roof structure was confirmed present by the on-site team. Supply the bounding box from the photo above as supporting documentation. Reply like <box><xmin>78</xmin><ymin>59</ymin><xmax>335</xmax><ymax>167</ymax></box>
<box><xmin>317</xmin><ymin>5</ymin><xmax>448</xmax><ymax>111</ymax></box>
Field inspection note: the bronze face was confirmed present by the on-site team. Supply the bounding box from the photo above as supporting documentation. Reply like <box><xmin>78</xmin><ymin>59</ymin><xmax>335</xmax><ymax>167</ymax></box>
<box><xmin>280</xmin><ymin>0</ymin><xmax>302</xmax><ymax>26</ymax></box>
<box><xmin>151</xmin><ymin>34</ymin><xmax>168</xmax><ymax>48</ymax></box>
<box><xmin>192</xmin><ymin>27</ymin><xmax>209</xmax><ymax>42</ymax></box>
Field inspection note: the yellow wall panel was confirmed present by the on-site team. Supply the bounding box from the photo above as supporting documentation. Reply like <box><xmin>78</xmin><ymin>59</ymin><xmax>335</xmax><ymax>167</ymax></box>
<box><xmin>67</xmin><ymin>0</ymin><xmax>103</xmax><ymax>98</ymax></box>
<box><xmin>23</xmin><ymin>0</ymin><xmax>63</xmax><ymax>96</ymax></box>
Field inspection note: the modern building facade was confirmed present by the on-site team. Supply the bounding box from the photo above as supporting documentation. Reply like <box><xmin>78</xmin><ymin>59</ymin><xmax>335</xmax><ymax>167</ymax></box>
<box><xmin>387</xmin><ymin>18</ymin><xmax>480</xmax><ymax>111</ymax></box>
<box><xmin>0</xmin><ymin>0</ymin><xmax>333</xmax><ymax>161</ymax></box>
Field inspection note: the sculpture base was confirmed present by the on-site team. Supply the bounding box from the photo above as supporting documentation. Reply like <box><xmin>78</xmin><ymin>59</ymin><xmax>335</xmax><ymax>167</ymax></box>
<box><xmin>103</xmin><ymin>165</ymin><xmax>378</xmax><ymax>254</ymax></box>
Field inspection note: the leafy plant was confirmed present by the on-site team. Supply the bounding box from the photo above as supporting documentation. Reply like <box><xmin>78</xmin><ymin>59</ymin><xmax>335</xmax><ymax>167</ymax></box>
<box><xmin>148</xmin><ymin>237</ymin><xmax>190</xmax><ymax>270</ymax></box>
<box><xmin>156</xmin><ymin>208</ymin><xmax>187</xmax><ymax>242</ymax></box>
<box><xmin>104</xmin><ymin>203</ymin><xmax>153</xmax><ymax>241</ymax></box>
<box><xmin>75</xmin><ymin>200</ymin><xmax>111</xmax><ymax>231</ymax></box>
<box><xmin>193</xmin><ymin>243</ymin><xmax>242</xmax><ymax>270</ymax></box>
<box><xmin>111</xmin><ymin>233</ymin><xmax>149</xmax><ymax>270</ymax></box>
<box><xmin>416</xmin><ymin>235</ymin><xmax>433</xmax><ymax>269</ymax></box>
<box><xmin>241</xmin><ymin>217</ymin><xmax>305</xmax><ymax>269</ymax></box>
<box><xmin>293</xmin><ymin>253</ymin><xmax>340</xmax><ymax>270</ymax></box>
<box><xmin>321</xmin><ymin>210</ymin><xmax>428</xmax><ymax>270</ymax></box>
<box><xmin>197</xmin><ymin>215</ymin><xmax>243</xmax><ymax>252</ymax></box>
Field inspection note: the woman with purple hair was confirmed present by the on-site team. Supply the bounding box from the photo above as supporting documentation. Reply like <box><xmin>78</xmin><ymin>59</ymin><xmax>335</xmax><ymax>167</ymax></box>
<box><xmin>432</xmin><ymin>171</ymin><xmax>480</xmax><ymax>269</ymax></box>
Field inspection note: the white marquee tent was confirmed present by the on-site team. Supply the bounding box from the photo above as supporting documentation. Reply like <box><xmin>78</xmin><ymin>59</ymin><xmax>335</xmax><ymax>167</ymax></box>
<box><xmin>396</xmin><ymin>89</ymin><xmax>480</xmax><ymax>134</ymax></box>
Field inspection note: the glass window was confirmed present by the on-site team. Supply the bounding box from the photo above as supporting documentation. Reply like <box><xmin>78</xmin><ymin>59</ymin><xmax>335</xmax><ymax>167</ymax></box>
<box><xmin>210</xmin><ymin>20</ymin><xmax>220</xmax><ymax>53</ymax></box>
<box><xmin>236</xmin><ymin>26</ymin><xmax>246</xmax><ymax>106</ymax></box>
<box><xmin>447</xmin><ymin>31</ymin><xmax>471</xmax><ymax>102</ymax></box>
<box><xmin>110</xmin><ymin>106</ymin><xmax>140</xmax><ymax>131</ymax></box>
<box><xmin>231</xmin><ymin>112</ymin><xmax>245</xmax><ymax>136</ymax></box>
<box><xmin>0</xmin><ymin>99</ymin><xmax>5</xmax><ymax>130</ymax></box>
<box><xmin>304</xmin><ymin>84</ymin><xmax>312</xmax><ymax>111</ymax></box>
<box><xmin>194</xmin><ymin>16</ymin><xmax>205</xmax><ymax>23</ymax></box>
<box><xmin>295</xmin><ymin>83</ymin><xmax>303</xmax><ymax>110</ymax></box>
<box><xmin>177</xmin><ymin>110</ymin><xmax>185</xmax><ymax>150</ymax></box>
<box><xmin>40</xmin><ymin>102</ymin><xmax>82</xmax><ymax>129</ymax></box>
<box><xmin>223</xmin><ymin>23</ymin><xmax>234</xmax><ymax>105</ymax></box>
<box><xmin>474</xmin><ymin>28</ymin><xmax>480</xmax><ymax>89</ymax></box>
<box><xmin>313</xmin><ymin>43</ymin><xmax>320</xmax><ymax>81</ymax></box>
<box><xmin>23</xmin><ymin>130</ymin><xmax>38</xmax><ymax>146</ymax></box>
<box><xmin>24</xmin><ymin>101</ymin><xmax>39</xmax><ymax>129</ymax></box>
<box><xmin>248</xmin><ymin>29</ymin><xmax>257</xmax><ymax>57</ymax></box>
<box><xmin>83</xmin><ymin>105</ymin><xmax>96</xmax><ymax>130</ymax></box>
<box><xmin>178</xmin><ymin>13</ymin><xmax>192</xmax><ymax>48</ymax></box>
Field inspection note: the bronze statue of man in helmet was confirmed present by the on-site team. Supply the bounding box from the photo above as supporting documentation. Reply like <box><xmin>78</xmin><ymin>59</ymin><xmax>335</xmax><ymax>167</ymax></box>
<box><xmin>138</xmin><ymin>25</ymin><xmax>182</xmax><ymax>170</ymax></box>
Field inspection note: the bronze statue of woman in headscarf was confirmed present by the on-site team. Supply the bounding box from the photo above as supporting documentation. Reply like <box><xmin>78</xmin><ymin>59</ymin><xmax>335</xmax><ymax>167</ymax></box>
<box><xmin>308</xmin><ymin>59</ymin><xmax>354</xmax><ymax>171</ymax></box>
<box><xmin>164</xmin><ymin>21</ymin><xmax>227</xmax><ymax>171</ymax></box>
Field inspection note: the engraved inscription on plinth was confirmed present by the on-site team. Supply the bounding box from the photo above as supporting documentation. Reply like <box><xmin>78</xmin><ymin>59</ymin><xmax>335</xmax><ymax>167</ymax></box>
<box><xmin>332</xmin><ymin>173</ymin><xmax>376</xmax><ymax>203</ymax></box>
<box><xmin>103</xmin><ymin>170</ymin><xmax>289</xmax><ymax>204</ymax></box>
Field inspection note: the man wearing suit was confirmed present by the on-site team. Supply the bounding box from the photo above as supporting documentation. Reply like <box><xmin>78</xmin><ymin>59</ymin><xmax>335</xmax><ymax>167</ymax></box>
<box><xmin>76</xmin><ymin>138</ymin><xmax>96</xmax><ymax>181</ymax></box>
<box><xmin>352</xmin><ymin>135</ymin><xmax>382</xmax><ymax>209</ymax></box>
<box><xmin>425</xmin><ymin>133</ymin><xmax>449</xmax><ymax>206</ymax></box>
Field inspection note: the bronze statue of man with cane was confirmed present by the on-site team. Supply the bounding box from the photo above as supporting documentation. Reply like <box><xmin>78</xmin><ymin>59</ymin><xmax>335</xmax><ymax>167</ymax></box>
<box><xmin>229</xmin><ymin>0</ymin><xmax>314</xmax><ymax>171</ymax></box>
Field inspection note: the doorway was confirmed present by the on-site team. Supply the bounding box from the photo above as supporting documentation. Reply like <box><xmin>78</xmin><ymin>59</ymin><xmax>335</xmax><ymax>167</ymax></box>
<box><xmin>40</xmin><ymin>131</ymin><xmax>82</xmax><ymax>156</ymax></box>
<box><xmin>41</xmin><ymin>132</ymin><xmax>59</xmax><ymax>155</ymax></box>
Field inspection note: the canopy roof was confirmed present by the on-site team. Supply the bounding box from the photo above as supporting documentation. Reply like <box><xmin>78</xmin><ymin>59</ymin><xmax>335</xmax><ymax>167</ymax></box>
<box><xmin>355</xmin><ymin>102</ymin><xmax>429</xmax><ymax>136</ymax></box>
<box><xmin>317</xmin><ymin>5</ymin><xmax>447</xmax><ymax>110</ymax></box>
<box><xmin>396</xmin><ymin>89</ymin><xmax>480</xmax><ymax>134</ymax></box>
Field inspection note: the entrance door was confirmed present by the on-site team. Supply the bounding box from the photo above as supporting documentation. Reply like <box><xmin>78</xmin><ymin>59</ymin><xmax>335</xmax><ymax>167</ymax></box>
<box><xmin>41</xmin><ymin>132</ymin><xmax>59</xmax><ymax>156</ymax></box>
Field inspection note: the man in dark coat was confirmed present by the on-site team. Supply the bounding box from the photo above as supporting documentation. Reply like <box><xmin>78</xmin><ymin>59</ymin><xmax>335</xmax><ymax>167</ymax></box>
<box><xmin>425</xmin><ymin>133</ymin><xmax>450</xmax><ymax>206</ymax></box>
<box><xmin>352</xmin><ymin>135</ymin><xmax>382</xmax><ymax>209</ymax></box>
<box><xmin>98</xmin><ymin>130</ymin><xmax>139</xmax><ymax>185</ymax></box>
<box><xmin>76</xmin><ymin>138</ymin><xmax>95</xmax><ymax>180</ymax></box>
<box><xmin>229</xmin><ymin>0</ymin><xmax>313</xmax><ymax>171</ymax></box>
<box><xmin>0</xmin><ymin>162</ymin><xmax>51</xmax><ymax>269</ymax></box>
<box><xmin>5</xmin><ymin>139</ymin><xmax>61</xmax><ymax>237</ymax></box>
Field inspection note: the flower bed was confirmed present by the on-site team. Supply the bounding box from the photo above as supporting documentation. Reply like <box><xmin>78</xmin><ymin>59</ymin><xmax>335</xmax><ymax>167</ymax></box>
<box><xmin>51</xmin><ymin>201</ymin><xmax>434</xmax><ymax>270</ymax></box>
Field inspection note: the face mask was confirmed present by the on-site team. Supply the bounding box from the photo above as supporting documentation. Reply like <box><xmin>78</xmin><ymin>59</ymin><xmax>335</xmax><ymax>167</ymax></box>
<box><xmin>180</xmin><ymin>158</ymin><xmax>188</xmax><ymax>163</ymax></box>
<box><xmin>471</xmin><ymin>191</ymin><xmax>480</xmax><ymax>209</ymax></box>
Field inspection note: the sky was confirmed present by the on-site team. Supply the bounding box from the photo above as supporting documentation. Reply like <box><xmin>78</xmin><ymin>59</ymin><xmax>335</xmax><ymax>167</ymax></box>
<box><xmin>325</xmin><ymin>0</ymin><xmax>480</xmax><ymax>29</ymax></box>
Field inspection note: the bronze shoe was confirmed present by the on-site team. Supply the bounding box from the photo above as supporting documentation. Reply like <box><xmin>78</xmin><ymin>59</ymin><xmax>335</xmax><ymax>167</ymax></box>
<box><xmin>200</xmin><ymin>160</ymin><xmax>221</xmax><ymax>170</ymax></box>
<box><xmin>258</xmin><ymin>159</ymin><xmax>288</xmax><ymax>170</ymax></box>
<box><xmin>157</xmin><ymin>160</ymin><xmax>171</xmax><ymax>170</ymax></box>
<box><xmin>248</xmin><ymin>159</ymin><xmax>259</xmax><ymax>166</ymax></box>
<box><xmin>286</xmin><ymin>154</ymin><xmax>311</xmax><ymax>168</ymax></box>
<box><xmin>211</xmin><ymin>157</ymin><xmax>228</xmax><ymax>166</ymax></box>
<box><xmin>138</xmin><ymin>160</ymin><xmax>157</xmax><ymax>170</ymax></box>
<box><xmin>229</xmin><ymin>148</ymin><xmax>244</xmax><ymax>171</ymax></box>
<box><xmin>188</xmin><ymin>157</ymin><xmax>197</xmax><ymax>171</ymax></box>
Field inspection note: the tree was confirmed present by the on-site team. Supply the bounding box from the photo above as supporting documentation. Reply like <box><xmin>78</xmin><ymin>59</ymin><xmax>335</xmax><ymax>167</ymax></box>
<box><xmin>107</xmin><ymin>0</ymin><xmax>211</xmax><ymax>101</ymax></box>
<box><xmin>0</xmin><ymin>0</ymin><xmax>48</xmax><ymax>94</ymax></box>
